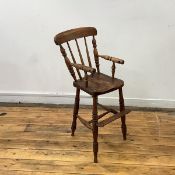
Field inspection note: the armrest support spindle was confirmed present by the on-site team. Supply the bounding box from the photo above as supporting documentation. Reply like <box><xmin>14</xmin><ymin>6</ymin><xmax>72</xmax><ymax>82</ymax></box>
<box><xmin>99</xmin><ymin>54</ymin><xmax>124</xmax><ymax>79</ymax></box>
<box><xmin>71</xmin><ymin>63</ymin><xmax>96</xmax><ymax>87</ymax></box>
<box><xmin>112</xmin><ymin>62</ymin><xmax>116</xmax><ymax>79</ymax></box>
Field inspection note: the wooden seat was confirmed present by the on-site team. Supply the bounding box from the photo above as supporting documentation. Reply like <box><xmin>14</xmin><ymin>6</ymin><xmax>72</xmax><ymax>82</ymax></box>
<box><xmin>54</xmin><ymin>27</ymin><xmax>130</xmax><ymax>163</ymax></box>
<box><xmin>74</xmin><ymin>73</ymin><xmax>124</xmax><ymax>95</ymax></box>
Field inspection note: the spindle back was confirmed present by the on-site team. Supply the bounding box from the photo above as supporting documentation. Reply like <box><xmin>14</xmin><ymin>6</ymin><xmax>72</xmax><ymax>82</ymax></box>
<box><xmin>54</xmin><ymin>27</ymin><xmax>100</xmax><ymax>81</ymax></box>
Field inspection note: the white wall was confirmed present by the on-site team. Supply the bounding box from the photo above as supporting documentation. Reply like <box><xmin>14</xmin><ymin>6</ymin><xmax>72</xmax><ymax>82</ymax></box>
<box><xmin>0</xmin><ymin>0</ymin><xmax>175</xmax><ymax>108</ymax></box>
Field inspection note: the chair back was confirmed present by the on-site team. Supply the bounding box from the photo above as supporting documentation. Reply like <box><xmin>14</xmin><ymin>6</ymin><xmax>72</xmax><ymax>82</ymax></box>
<box><xmin>54</xmin><ymin>27</ymin><xmax>100</xmax><ymax>81</ymax></box>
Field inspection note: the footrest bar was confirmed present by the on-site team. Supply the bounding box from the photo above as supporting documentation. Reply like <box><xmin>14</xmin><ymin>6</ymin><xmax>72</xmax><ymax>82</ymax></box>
<box><xmin>97</xmin><ymin>103</ymin><xmax>118</xmax><ymax>114</ymax></box>
<box><xmin>77</xmin><ymin>115</ymin><xmax>92</xmax><ymax>130</ymax></box>
<box><xmin>88</xmin><ymin>111</ymin><xmax>110</xmax><ymax>124</ymax></box>
<box><xmin>97</xmin><ymin>109</ymin><xmax>131</xmax><ymax>127</ymax></box>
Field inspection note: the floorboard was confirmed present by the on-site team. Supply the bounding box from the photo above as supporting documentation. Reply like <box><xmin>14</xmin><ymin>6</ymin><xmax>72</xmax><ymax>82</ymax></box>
<box><xmin>0</xmin><ymin>106</ymin><xmax>175</xmax><ymax>175</ymax></box>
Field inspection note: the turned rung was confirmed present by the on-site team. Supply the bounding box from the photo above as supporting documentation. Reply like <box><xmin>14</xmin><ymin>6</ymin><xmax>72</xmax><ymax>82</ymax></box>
<box><xmin>88</xmin><ymin>111</ymin><xmax>110</xmax><ymax>124</ymax></box>
<box><xmin>97</xmin><ymin>103</ymin><xmax>118</xmax><ymax>114</ymax></box>
<box><xmin>77</xmin><ymin>115</ymin><xmax>92</xmax><ymax>130</ymax></box>
<box><xmin>97</xmin><ymin>109</ymin><xmax>130</xmax><ymax>127</ymax></box>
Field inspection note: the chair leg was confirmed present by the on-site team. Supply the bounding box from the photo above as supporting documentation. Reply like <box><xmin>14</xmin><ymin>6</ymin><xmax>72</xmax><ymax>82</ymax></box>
<box><xmin>92</xmin><ymin>95</ymin><xmax>98</xmax><ymax>163</ymax></box>
<box><xmin>71</xmin><ymin>88</ymin><xmax>80</xmax><ymax>136</ymax></box>
<box><xmin>119</xmin><ymin>87</ymin><xmax>127</xmax><ymax>140</ymax></box>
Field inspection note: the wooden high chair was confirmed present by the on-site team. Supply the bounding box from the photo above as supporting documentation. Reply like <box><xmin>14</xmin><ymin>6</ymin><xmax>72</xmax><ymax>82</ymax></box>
<box><xmin>54</xmin><ymin>27</ymin><xmax>130</xmax><ymax>163</ymax></box>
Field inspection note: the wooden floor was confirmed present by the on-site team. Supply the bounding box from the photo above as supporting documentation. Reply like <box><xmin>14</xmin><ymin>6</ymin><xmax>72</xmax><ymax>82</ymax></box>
<box><xmin>0</xmin><ymin>106</ymin><xmax>175</xmax><ymax>175</ymax></box>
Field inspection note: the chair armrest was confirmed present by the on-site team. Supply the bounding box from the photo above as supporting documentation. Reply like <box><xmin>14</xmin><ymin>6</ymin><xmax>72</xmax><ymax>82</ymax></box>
<box><xmin>98</xmin><ymin>55</ymin><xmax>124</xmax><ymax>64</ymax></box>
<box><xmin>71</xmin><ymin>63</ymin><xmax>96</xmax><ymax>74</ymax></box>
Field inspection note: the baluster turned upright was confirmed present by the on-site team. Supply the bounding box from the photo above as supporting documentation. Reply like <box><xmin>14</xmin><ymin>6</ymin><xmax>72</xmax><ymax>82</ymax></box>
<box><xmin>112</xmin><ymin>62</ymin><xmax>116</xmax><ymax>79</ymax></box>
<box><xmin>60</xmin><ymin>45</ymin><xmax>77</xmax><ymax>81</ymax></box>
<box><xmin>75</xmin><ymin>39</ymin><xmax>85</xmax><ymax>66</ymax></box>
<box><xmin>75</xmin><ymin>38</ymin><xmax>89</xmax><ymax>86</ymax></box>
<box><xmin>92</xmin><ymin>36</ymin><xmax>100</xmax><ymax>73</ymax></box>
<box><xmin>67</xmin><ymin>42</ymin><xmax>82</xmax><ymax>79</ymax></box>
<box><xmin>84</xmin><ymin>37</ymin><xmax>92</xmax><ymax>68</ymax></box>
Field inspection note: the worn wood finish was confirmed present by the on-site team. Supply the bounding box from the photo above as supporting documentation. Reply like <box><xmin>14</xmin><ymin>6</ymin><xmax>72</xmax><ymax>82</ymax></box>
<box><xmin>0</xmin><ymin>106</ymin><xmax>175</xmax><ymax>175</ymax></box>
<box><xmin>97</xmin><ymin>109</ymin><xmax>130</xmax><ymax>127</ymax></box>
<box><xmin>54</xmin><ymin>27</ymin><xmax>129</xmax><ymax>162</ymax></box>
<box><xmin>99</xmin><ymin>55</ymin><xmax>124</xmax><ymax>64</ymax></box>
<box><xmin>71</xmin><ymin>63</ymin><xmax>96</xmax><ymax>74</ymax></box>
<box><xmin>88</xmin><ymin>111</ymin><xmax>110</xmax><ymax>124</ymax></box>
<box><xmin>74</xmin><ymin>73</ymin><xmax>124</xmax><ymax>96</ymax></box>
<box><xmin>54</xmin><ymin>27</ymin><xmax>97</xmax><ymax>45</ymax></box>
<box><xmin>77</xmin><ymin>115</ymin><xmax>92</xmax><ymax>130</ymax></box>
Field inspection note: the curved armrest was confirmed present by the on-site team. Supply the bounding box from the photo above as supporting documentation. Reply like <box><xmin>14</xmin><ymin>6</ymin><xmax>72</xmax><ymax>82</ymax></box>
<box><xmin>99</xmin><ymin>55</ymin><xmax>124</xmax><ymax>64</ymax></box>
<box><xmin>71</xmin><ymin>63</ymin><xmax>96</xmax><ymax>74</ymax></box>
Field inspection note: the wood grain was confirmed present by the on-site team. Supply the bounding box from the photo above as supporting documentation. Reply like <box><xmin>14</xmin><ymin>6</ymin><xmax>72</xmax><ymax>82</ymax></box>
<box><xmin>0</xmin><ymin>106</ymin><xmax>175</xmax><ymax>174</ymax></box>
<box><xmin>54</xmin><ymin>27</ymin><xmax>97</xmax><ymax>45</ymax></box>
<box><xmin>73</xmin><ymin>73</ymin><xmax>124</xmax><ymax>95</ymax></box>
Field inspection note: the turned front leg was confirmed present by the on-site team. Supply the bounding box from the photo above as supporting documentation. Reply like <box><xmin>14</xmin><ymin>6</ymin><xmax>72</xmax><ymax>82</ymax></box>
<box><xmin>92</xmin><ymin>95</ymin><xmax>98</xmax><ymax>163</ymax></box>
<box><xmin>71</xmin><ymin>88</ymin><xmax>80</xmax><ymax>136</ymax></box>
<box><xmin>119</xmin><ymin>87</ymin><xmax>127</xmax><ymax>140</ymax></box>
